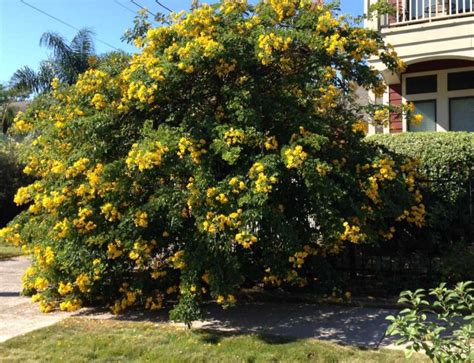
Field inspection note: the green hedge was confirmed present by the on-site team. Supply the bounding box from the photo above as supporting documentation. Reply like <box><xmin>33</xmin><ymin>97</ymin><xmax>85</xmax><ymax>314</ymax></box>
<box><xmin>0</xmin><ymin>136</ymin><xmax>28</xmax><ymax>227</ymax></box>
<box><xmin>367</xmin><ymin>132</ymin><xmax>474</xmax><ymax>250</ymax></box>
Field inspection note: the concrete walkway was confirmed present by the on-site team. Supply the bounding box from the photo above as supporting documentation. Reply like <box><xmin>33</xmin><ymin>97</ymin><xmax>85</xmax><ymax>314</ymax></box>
<box><xmin>0</xmin><ymin>256</ymin><xmax>400</xmax><ymax>349</ymax></box>
<box><xmin>0</xmin><ymin>256</ymin><xmax>72</xmax><ymax>343</ymax></box>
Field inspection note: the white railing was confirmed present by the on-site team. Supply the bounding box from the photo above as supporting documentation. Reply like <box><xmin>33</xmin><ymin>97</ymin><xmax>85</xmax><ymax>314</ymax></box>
<box><xmin>382</xmin><ymin>0</ymin><xmax>474</xmax><ymax>26</ymax></box>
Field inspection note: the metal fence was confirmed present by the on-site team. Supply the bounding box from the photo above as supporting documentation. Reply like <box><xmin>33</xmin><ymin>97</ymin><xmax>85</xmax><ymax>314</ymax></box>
<box><xmin>330</xmin><ymin>177</ymin><xmax>474</xmax><ymax>294</ymax></box>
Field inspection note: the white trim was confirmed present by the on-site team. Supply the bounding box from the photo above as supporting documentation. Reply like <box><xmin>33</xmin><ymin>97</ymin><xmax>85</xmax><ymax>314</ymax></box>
<box><xmin>402</xmin><ymin>66</ymin><xmax>474</xmax><ymax>132</ymax></box>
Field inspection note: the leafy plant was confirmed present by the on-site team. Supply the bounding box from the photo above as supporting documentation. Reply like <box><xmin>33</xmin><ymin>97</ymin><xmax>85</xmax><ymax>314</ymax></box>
<box><xmin>387</xmin><ymin>281</ymin><xmax>474</xmax><ymax>362</ymax></box>
<box><xmin>2</xmin><ymin>1</ymin><xmax>423</xmax><ymax>325</ymax></box>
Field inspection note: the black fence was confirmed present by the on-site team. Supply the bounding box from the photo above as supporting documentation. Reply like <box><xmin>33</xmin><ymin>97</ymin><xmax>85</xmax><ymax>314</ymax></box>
<box><xmin>329</xmin><ymin>177</ymin><xmax>474</xmax><ymax>296</ymax></box>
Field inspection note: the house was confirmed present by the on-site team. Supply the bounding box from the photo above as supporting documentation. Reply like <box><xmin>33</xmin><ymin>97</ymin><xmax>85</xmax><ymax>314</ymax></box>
<box><xmin>364</xmin><ymin>0</ymin><xmax>474</xmax><ymax>134</ymax></box>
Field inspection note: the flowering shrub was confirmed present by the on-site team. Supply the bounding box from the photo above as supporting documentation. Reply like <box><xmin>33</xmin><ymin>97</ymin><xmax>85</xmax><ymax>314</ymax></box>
<box><xmin>2</xmin><ymin>1</ymin><xmax>424</xmax><ymax>323</ymax></box>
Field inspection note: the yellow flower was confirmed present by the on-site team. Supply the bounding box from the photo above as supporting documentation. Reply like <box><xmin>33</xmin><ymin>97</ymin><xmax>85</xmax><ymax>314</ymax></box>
<box><xmin>134</xmin><ymin>211</ymin><xmax>148</xmax><ymax>228</ymax></box>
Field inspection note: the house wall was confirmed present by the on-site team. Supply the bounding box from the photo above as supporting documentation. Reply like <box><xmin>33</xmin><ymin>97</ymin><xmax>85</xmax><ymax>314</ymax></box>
<box><xmin>364</xmin><ymin>0</ymin><xmax>474</xmax><ymax>82</ymax></box>
<box><xmin>402</xmin><ymin>65</ymin><xmax>474</xmax><ymax>132</ymax></box>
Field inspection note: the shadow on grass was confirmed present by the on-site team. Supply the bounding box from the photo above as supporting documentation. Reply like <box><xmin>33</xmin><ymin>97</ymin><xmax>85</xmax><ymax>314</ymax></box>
<box><xmin>195</xmin><ymin>328</ymin><xmax>300</xmax><ymax>346</ymax></box>
<box><xmin>72</xmin><ymin>301</ymin><xmax>400</xmax><ymax>349</ymax></box>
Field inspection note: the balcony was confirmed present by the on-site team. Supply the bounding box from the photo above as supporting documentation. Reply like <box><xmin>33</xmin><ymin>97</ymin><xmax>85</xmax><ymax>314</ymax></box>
<box><xmin>381</xmin><ymin>0</ymin><xmax>474</xmax><ymax>27</ymax></box>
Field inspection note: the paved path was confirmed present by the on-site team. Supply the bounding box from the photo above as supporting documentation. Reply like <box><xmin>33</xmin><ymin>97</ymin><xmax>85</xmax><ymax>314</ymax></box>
<box><xmin>0</xmin><ymin>256</ymin><xmax>400</xmax><ymax>349</ymax></box>
<box><xmin>0</xmin><ymin>257</ymin><xmax>72</xmax><ymax>343</ymax></box>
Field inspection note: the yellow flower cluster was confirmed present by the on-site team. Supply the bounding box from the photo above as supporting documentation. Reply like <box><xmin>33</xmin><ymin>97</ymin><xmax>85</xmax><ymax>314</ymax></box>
<box><xmin>0</xmin><ymin>225</ymin><xmax>22</xmax><ymax>246</ymax></box>
<box><xmin>266</xmin><ymin>0</ymin><xmax>297</xmax><ymax>21</ymax></box>
<box><xmin>284</xmin><ymin>145</ymin><xmax>308</xmax><ymax>169</ymax></box>
<box><xmin>177</xmin><ymin>137</ymin><xmax>207</xmax><ymax>164</ymax></box>
<box><xmin>373</xmin><ymin>108</ymin><xmax>389</xmax><ymax>125</ymax></box>
<box><xmin>129</xmin><ymin>240</ymin><xmax>154</xmax><ymax>266</ymax></box>
<box><xmin>65</xmin><ymin>158</ymin><xmax>90</xmax><ymax>178</ymax></box>
<box><xmin>76</xmin><ymin>69</ymin><xmax>111</xmax><ymax>95</ymax></box>
<box><xmin>379</xmin><ymin>226</ymin><xmax>396</xmax><ymax>240</ymax></box>
<box><xmin>257</xmin><ymin>33</ymin><xmax>292</xmax><ymax>65</ymax></box>
<box><xmin>58</xmin><ymin>281</ymin><xmax>74</xmax><ymax>296</ymax></box>
<box><xmin>169</xmin><ymin>250</ymin><xmax>186</xmax><ymax>269</ymax></box>
<box><xmin>134</xmin><ymin>211</ymin><xmax>148</xmax><ymax>228</ymax></box>
<box><xmin>107</xmin><ymin>240</ymin><xmax>123</xmax><ymax>259</ymax></box>
<box><xmin>223</xmin><ymin>127</ymin><xmax>245</xmax><ymax>145</ymax></box>
<box><xmin>397</xmin><ymin>203</ymin><xmax>426</xmax><ymax>228</ymax></box>
<box><xmin>228</xmin><ymin>176</ymin><xmax>246</xmax><ymax>193</ymax></box>
<box><xmin>220</xmin><ymin>0</ymin><xmax>247</xmax><ymax>15</ymax></box>
<box><xmin>91</xmin><ymin>93</ymin><xmax>107</xmax><ymax>110</ymax></box>
<box><xmin>234</xmin><ymin>231</ymin><xmax>257</xmax><ymax>248</ymax></box>
<box><xmin>73</xmin><ymin>207</ymin><xmax>96</xmax><ymax>234</ymax></box>
<box><xmin>34</xmin><ymin>246</ymin><xmax>55</xmax><ymax>267</ymax></box>
<box><xmin>110</xmin><ymin>284</ymin><xmax>141</xmax><ymax>314</ymax></box>
<box><xmin>315</xmin><ymin>85</ymin><xmax>340</xmax><ymax>113</ymax></box>
<box><xmin>316</xmin><ymin>11</ymin><xmax>339</xmax><ymax>33</ymax></box>
<box><xmin>53</xmin><ymin>218</ymin><xmax>70</xmax><ymax>239</ymax></box>
<box><xmin>264</xmin><ymin>136</ymin><xmax>278</xmax><ymax>150</ymax></box>
<box><xmin>216</xmin><ymin>58</ymin><xmax>237</xmax><ymax>77</ymax></box>
<box><xmin>325</xmin><ymin>33</ymin><xmax>347</xmax><ymax>56</ymax></box>
<box><xmin>289</xmin><ymin>245</ymin><xmax>316</xmax><ymax>268</ymax></box>
<box><xmin>202</xmin><ymin>209</ymin><xmax>243</xmax><ymax>234</ymax></box>
<box><xmin>11</xmin><ymin>112</ymin><xmax>34</xmax><ymax>133</ymax></box>
<box><xmin>341</xmin><ymin>221</ymin><xmax>366</xmax><ymax>244</ymax></box>
<box><xmin>126</xmin><ymin>141</ymin><xmax>169</xmax><ymax>171</ymax></box>
<box><xmin>216</xmin><ymin>294</ymin><xmax>236</xmax><ymax>306</ymax></box>
<box><xmin>59</xmin><ymin>298</ymin><xmax>82</xmax><ymax>312</ymax></box>
<box><xmin>145</xmin><ymin>294</ymin><xmax>164</xmax><ymax>311</ymax></box>
<box><xmin>363</xmin><ymin>157</ymin><xmax>397</xmax><ymax>204</ymax></box>
<box><xmin>352</xmin><ymin>120</ymin><xmax>368</xmax><ymax>134</ymax></box>
<box><xmin>75</xmin><ymin>273</ymin><xmax>91</xmax><ymax>293</ymax></box>
<box><xmin>100</xmin><ymin>203</ymin><xmax>121</xmax><ymax>222</ymax></box>
<box><xmin>248</xmin><ymin>162</ymin><xmax>277</xmax><ymax>193</ymax></box>
<box><xmin>411</xmin><ymin>113</ymin><xmax>424</xmax><ymax>126</ymax></box>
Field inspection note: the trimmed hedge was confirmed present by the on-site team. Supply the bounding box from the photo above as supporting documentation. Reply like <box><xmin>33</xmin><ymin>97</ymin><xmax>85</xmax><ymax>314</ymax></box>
<box><xmin>0</xmin><ymin>136</ymin><xmax>28</xmax><ymax>227</ymax></box>
<box><xmin>367</xmin><ymin>132</ymin><xmax>474</xmax><ymax>249</ymax></box>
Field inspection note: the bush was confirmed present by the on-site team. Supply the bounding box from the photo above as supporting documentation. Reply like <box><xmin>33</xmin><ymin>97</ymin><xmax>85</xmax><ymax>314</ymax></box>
<box><xmin>387</xmin><ymin>281</ymin><xmax>474</xmax><ymax>362</ymax></box>
<box><xmin>1</xmin><ymin>1</ymin><xmax>423</xmax><ymax>323</ymax></box>
<box><xmin>367</xmin><ymin>132</ymin><xmax>474</xmax><ymax>249</ymax></box>
<box><xmin>0</xmin><ymin>136</ymin><xmax>28</xmax><ymax>227</ymax></box>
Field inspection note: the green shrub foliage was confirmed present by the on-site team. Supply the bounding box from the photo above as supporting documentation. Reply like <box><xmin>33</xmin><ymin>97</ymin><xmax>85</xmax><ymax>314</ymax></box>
<box><xmin>1</xmin><ymin>1</ymin><xmax>423</xmax><ymax>321</ymax></box>
<box><xmin>0</xmin><ymin>137</ymin><xmax>28</xmax><ymax>227</ymax></box>
<box><xmin>368</xmin><ymin>132</ymin><xmax>474</xmax><ymax>248</ymax></box>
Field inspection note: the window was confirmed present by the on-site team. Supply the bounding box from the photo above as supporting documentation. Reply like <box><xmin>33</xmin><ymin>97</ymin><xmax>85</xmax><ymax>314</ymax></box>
<box><xmin>406</xmin><ymin>75</ymin><xmax>437</xmax><ymax>95</ymax></box>
<box><xmin>448</xmin><ymin>71</ymin><xmax>474</xmax><ymax>91</ymax></box>
<box><xmin>450</xmin><ymin>97</ymin><xmax>474</xmax><ymax>132</ymax></box>
<box><xmin>409</xmin><ymin>100</ymin><xmax>437</xmax><ymax>132</ymax></box>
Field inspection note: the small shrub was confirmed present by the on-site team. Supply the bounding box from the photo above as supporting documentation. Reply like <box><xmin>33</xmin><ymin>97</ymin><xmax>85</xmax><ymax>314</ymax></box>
<box><xmin>387</xmin><ymin>281</ymin><xmax>474</xmax><ymax>362</ymax></box>
<box><xmin>0</xmin><ymin>136</ymin><xmax>28</xmax><ymax>227</ymax></box>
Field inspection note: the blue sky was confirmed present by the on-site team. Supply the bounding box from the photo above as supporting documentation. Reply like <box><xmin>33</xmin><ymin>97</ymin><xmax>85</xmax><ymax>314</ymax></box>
<box><xmin>0</xmin><ymin>0</ymin><xmax>363</xmax><ymax>84</ymax></box>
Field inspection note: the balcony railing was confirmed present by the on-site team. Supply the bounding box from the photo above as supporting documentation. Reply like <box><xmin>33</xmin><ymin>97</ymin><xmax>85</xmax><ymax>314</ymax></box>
<box><xmin>381</xmin><ymin>0</ymin><xmax>474</xmax><ymax>26</ymax></box>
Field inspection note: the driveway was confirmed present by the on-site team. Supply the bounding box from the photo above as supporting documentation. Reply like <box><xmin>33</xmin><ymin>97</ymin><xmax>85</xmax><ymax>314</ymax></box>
<box><xmin>0</xmin><ymin>256</ymin><xmax>72</xmax><ymax>343</ymax></box>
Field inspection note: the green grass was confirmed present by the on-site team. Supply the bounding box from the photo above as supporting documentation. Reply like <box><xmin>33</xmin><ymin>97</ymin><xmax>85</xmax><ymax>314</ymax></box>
<box><xmin>0</xmin><ymin>318</ymin><xmax>427</xmax><ymax>362</ymax></box>
<box><xmin>0</xmin><ymin>241</ymin><xmax>22</xmax><ymax>260</ymax></box>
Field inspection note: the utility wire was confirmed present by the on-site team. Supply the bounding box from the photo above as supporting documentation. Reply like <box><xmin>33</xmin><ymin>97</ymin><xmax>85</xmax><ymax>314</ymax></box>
<box><xmin>155</xmin><ymin>0</ymin><xmax>174</xmax><ymax>13</ymax></box>
<box><xmin>130</xmin><ymin>0</ymin><xmax>157</xmax><ymax>17</ymax></box>
<box><xmin>113</xmin><ymin>0</ymin><xmax>137</xmax><ymax>15</ymax></box>
<box><xmin>20</xmin><ymin>0</ymin><xmax>121</xmax><ymax>51</ymax></box>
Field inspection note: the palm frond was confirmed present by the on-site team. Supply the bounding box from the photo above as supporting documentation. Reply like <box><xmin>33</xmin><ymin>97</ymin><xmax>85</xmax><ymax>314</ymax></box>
<box><xmin>70</xmin><ymin>28</ymin><xmax>95</xmax><ymax>56</ymax></box>
<box><xmin>40</xmin><ymin>32</ymin><xmax>73</xmax><ymax>62</ymax></box>
<box><xmin>9</xmin><ymin>66</ymin><xmax>39</xmax><ymax>94</ymax></box>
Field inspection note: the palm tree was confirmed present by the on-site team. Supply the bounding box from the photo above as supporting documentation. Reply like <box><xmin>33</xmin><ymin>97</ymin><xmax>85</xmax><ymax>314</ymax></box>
<box><xmin>10</xmin><ymin>28</ymin><xmax>95</xmax><ymax>95</ymax></box>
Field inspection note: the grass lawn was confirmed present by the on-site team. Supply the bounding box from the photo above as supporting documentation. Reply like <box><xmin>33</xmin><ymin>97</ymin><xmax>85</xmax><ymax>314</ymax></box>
<box><xmin>0</xmin><ymin>241</ymin><xmax>22</xmax><ymax>260</ymax></box>
<box><xmin>0</xmin><ymin>318</ymin><xmax>427</xmax><ymax>362</ymax></box>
